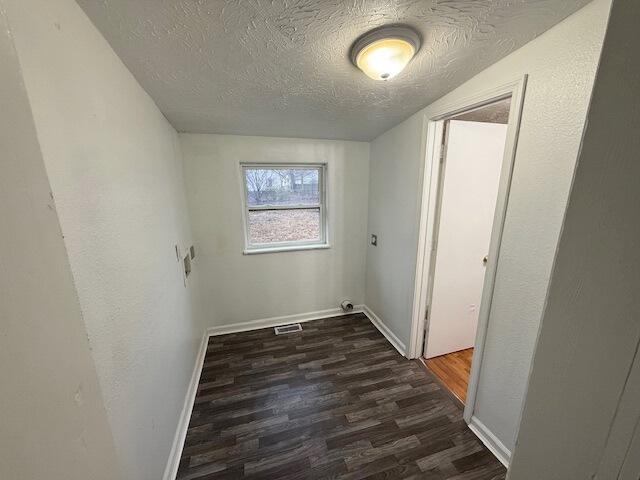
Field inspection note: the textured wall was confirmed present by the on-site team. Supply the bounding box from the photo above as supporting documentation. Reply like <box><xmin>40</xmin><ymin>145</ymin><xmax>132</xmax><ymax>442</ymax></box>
<box><xmin>0</xmin><ymin>3</ymin><xmax>119</xmax><ymax>478</ymax></box>
<box><xmin>510</xmin><ymin>0</ymin><xmax>640</xmax><ymax>476</ymax></box>
<box><xmin>366</xmin><ymin>113</ymin><xmax>424</xmax><ymax>349</ymax></box>
<box><xmin>77</xmin><ymin>0</ymin><xmax>589</xmax><ymax>141</ymax></box>
<box><xmin>181</xmin><ymin>134</ymin><xmax>369</xmax><ymax>327</ymax></box>
<box><xmin>365</xmin><ymin>0</ymin><xmax>611</xmax><ymax>455</ymax></box>
<box><xmin>3</xmin><ymin>0</ymin><xmax>204</xmax><ymax>478</ymax></box>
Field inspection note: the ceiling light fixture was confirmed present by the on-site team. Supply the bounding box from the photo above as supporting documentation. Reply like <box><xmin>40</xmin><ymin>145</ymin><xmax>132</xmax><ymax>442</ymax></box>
<box><xmin>350</xmin><ymin>25</ymin><xmax>421</xmax><ymax>81</ymax></box>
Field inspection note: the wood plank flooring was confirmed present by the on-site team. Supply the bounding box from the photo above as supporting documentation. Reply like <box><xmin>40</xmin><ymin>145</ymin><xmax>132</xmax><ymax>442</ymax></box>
<box><xmin>177</xmin><ymin>314</ymin><xmax>505</xmax><ymax>479</ymax></box>
<box><xmin>425</xmin><ymin>349</ymin><xmax>474</xmax><ymax>404</ymax></box>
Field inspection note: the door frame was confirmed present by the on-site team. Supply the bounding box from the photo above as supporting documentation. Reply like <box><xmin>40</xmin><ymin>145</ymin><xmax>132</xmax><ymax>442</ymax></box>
<box><xmin>408</xmin><ymin>75</ymin><xmax>527</xmax><ymax>424</ymax></box>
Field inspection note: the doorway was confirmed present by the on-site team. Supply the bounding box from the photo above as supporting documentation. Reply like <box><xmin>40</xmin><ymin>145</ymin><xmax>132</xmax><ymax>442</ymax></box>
<box><xmin>424</xmin><ymin>99</ymin><xmax>511</xmax><ymax>404</ymax></box>
<box><xmin>409</xmin><ymin>76</ymin><xmax>527</xmax><ymax>424</ymax></box>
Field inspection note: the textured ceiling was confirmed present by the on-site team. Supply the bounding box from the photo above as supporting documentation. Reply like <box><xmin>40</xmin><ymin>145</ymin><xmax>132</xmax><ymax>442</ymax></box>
<box><xmin>454</xmin><ymin>98</ymin><xmax>511</xmax><ymax>124</ymax></box>
<box><xmin>77</xmin><ymin>0</ymin><xmax>591</xmax><ymax>141</ymax></box>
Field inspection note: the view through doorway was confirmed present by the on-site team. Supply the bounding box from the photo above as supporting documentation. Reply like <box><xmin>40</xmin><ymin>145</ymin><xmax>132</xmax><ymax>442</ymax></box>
<box><xmin>424</xmin><ymin>98</ymin><xmax>511</xmax><ymax>404</ymax></box>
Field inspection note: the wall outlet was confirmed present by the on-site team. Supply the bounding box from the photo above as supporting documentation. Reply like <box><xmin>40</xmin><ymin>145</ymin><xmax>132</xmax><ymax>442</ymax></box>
<box><xmin>371</xmin><ymin>234</ymin><xmax>378</xmax><ymax>246</ymax></box>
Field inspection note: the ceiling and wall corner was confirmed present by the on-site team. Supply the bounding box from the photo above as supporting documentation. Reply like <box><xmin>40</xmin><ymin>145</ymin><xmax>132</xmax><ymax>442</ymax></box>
<box><xmin>0</xmin><ymin>0</ymin><xmax>616</xmax><ymax>477</ymax></box>
<box><xmin>76</xmin><ymin>0</ymin><xmax>590</xmax><ymax>141</ymax></box>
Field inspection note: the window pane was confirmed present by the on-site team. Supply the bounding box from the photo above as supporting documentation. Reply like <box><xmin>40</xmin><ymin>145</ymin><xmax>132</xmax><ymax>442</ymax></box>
<box><xmin>248</xmin><ymin>209</ymin><xmax>320</xmax><ymax>244</ymax></box>
<box><xmin>245</xmin><ymin>168</ymin><xmax>319</xmax><ymax>206</ymax></box>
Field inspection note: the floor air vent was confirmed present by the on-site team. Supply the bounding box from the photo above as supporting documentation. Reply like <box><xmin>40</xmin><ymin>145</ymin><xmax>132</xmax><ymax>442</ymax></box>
<box><xmin>274</xmin><ymin>323</ymin><xmax>302</xmax><ymax>335</ymax></box>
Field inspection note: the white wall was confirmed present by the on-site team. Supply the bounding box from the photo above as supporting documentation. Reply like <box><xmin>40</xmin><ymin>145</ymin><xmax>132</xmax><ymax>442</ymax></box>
<box><xmin>0</xmin><ymin>4</ymin><xmax>119</xmax><ymax>478</ymax></box>
<box><xmin>365</xmin><ymin>0</ymin><xmax>611</xmax><ymax>454</ymax></box>
<box><xmin>3</xmin><ymin>0</ymin><xmax>204</xmax><ymax>478</ymax></box>
<box><xmin>509</xmin><ymin>0</ymin><xmax>640</xmax><ymax>476</ymax></box>
<box><xmin>426</xmin><ymin>121</ymin><xmax>508</xmax><ymax>359</ymax></box>
<box><xmin>181</xmin><ymin>134</ymin><xmax>369</xmax><ymax>327</ymax></box>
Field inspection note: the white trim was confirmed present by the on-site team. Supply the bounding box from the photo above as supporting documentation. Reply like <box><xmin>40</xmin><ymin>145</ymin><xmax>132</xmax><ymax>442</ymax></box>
<box><xmin>409</xmin><ymin>117</ymin><xmax>445</xmax><ymax>359</ymax></box>
<box><xmin>243</xmin><ymin>243</ymin><xmax>330</xmax><ymax>255</ymax></box>
<box><xmin>163</xmin><ymin>306</ymin><xmax>407</xmax><ymax>479</ymax></box>
<box><xmin>206</xmin><ymin>305</ymin><xmax>407</xmax><ymax>356</ymax></box>
<box><xmin>248</xmin><ymin>204</ymin><xmax>322</xmax><ymax>211</ymax></box>
<box><xmin>464</xmin><ymin>76</ymin><xmax>527</xmax><ymax>423</ymax></box>
<box><xmin>407</xmin><ymin>76</ymin><xmax>528</xmax><ymax>426</ymax></box>
<box><xmin>468</xmin><ymin>416</ymin><xmax>511</xmax><ymax>468</ymax></box>
<box><xmin>162</xmin><ymin>331</ymin><xmax>209</xmax><ymax>480</ymax></box>
<box><xmin>361</xmin><ymin>305</ymin><xmax>407</xmax><ymax>357</ymax></box>
<box><xmin>206</xmin><ymin>306</ymin><xmax>364</xmax><ymax>336</ymax></box>
<box><xmin>239</xmin><ymin>163</ymin><xmax>328</xmax><ymax>253</ymax></box>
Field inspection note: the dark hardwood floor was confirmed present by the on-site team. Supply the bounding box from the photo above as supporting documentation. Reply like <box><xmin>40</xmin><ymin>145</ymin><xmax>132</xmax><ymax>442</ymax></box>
<box><xmin>177</xmin><ymin>313</ymin><xmax>506</xmax><ymax>479</ymax></box>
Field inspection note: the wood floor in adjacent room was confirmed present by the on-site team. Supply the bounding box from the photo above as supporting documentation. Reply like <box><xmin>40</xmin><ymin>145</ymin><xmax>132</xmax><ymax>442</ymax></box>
<box><xmin>177</xmin><ymin>313</ymin><xmax>505</xmax><ymax>479</ymax></box>
<box><xmin>425</xmin><ymin>349</ymin><xmax>474</xmax><ymax>405</ymax></box>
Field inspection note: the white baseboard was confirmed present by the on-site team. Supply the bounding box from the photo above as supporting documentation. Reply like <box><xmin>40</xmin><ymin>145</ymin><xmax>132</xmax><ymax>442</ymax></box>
<box><xmin>163</xmin><ymin>305</ymin><xmax>404</xmax><ymax>479</ymax></box>
<box><xmin>362</xmin><ymin>305</ymin><xmax>407</xmax><ymax>357</ymax></box>
<box><xmin>468</xmin><ymin>415</ymin><xmax>511</xmax><ymax>468</ymax></box>
<box><xmin>206</xmin><ymin>306</ymin><xmax>364</xmax><ymax>336</ymax></box>
<box><xmin>162</xmin><ymin>331</ymin><xmax>209</xmax><ymax>480</ymax></box>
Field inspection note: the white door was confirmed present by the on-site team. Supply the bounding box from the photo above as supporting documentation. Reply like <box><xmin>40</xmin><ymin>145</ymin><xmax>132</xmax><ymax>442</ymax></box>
<box><xmin>425</xmin><ymin>120</ymin><xmax>508</xmax><ymax>359</ymax></box>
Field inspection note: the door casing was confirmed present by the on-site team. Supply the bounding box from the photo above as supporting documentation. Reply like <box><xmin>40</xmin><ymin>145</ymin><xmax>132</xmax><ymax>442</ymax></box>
<box><xmin>408</xmin><ymin>76</ymin><xmax>528</xmax><ymax>433</ymax></box>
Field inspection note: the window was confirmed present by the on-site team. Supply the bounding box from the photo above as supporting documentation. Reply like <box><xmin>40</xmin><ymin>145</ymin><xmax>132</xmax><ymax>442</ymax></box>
<box><xmin>241</xmin><ymin>164</ymin><xmax>328</xmax><ymax>253</ymax></box>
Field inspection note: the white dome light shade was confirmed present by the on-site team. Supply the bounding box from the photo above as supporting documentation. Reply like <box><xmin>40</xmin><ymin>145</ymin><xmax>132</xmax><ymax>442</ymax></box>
<box><xmin>350</xmin><ymin>25</ymin><xmax>421</xmax><ymax>81</ymax></box>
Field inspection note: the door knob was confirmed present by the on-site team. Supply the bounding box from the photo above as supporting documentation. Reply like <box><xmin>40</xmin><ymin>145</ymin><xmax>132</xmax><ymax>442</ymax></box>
<box><xmin>482</xmin><ymin>255</ymin><xmax>488</xmax><ymax>266</ymax></box>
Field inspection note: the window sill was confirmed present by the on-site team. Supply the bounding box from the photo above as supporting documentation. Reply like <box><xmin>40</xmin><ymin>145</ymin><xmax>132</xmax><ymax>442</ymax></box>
<box><xmin>243</xmin><ymin>243</ymin><xmax>331</xmax><ymax>255</ymax></box>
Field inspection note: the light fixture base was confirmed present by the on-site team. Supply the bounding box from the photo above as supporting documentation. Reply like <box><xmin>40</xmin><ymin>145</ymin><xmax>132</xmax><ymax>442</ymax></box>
<box><xmin>350</xmin><ymin>24</ymin><xmax>421</xmax><ymax>68</ymax></box>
